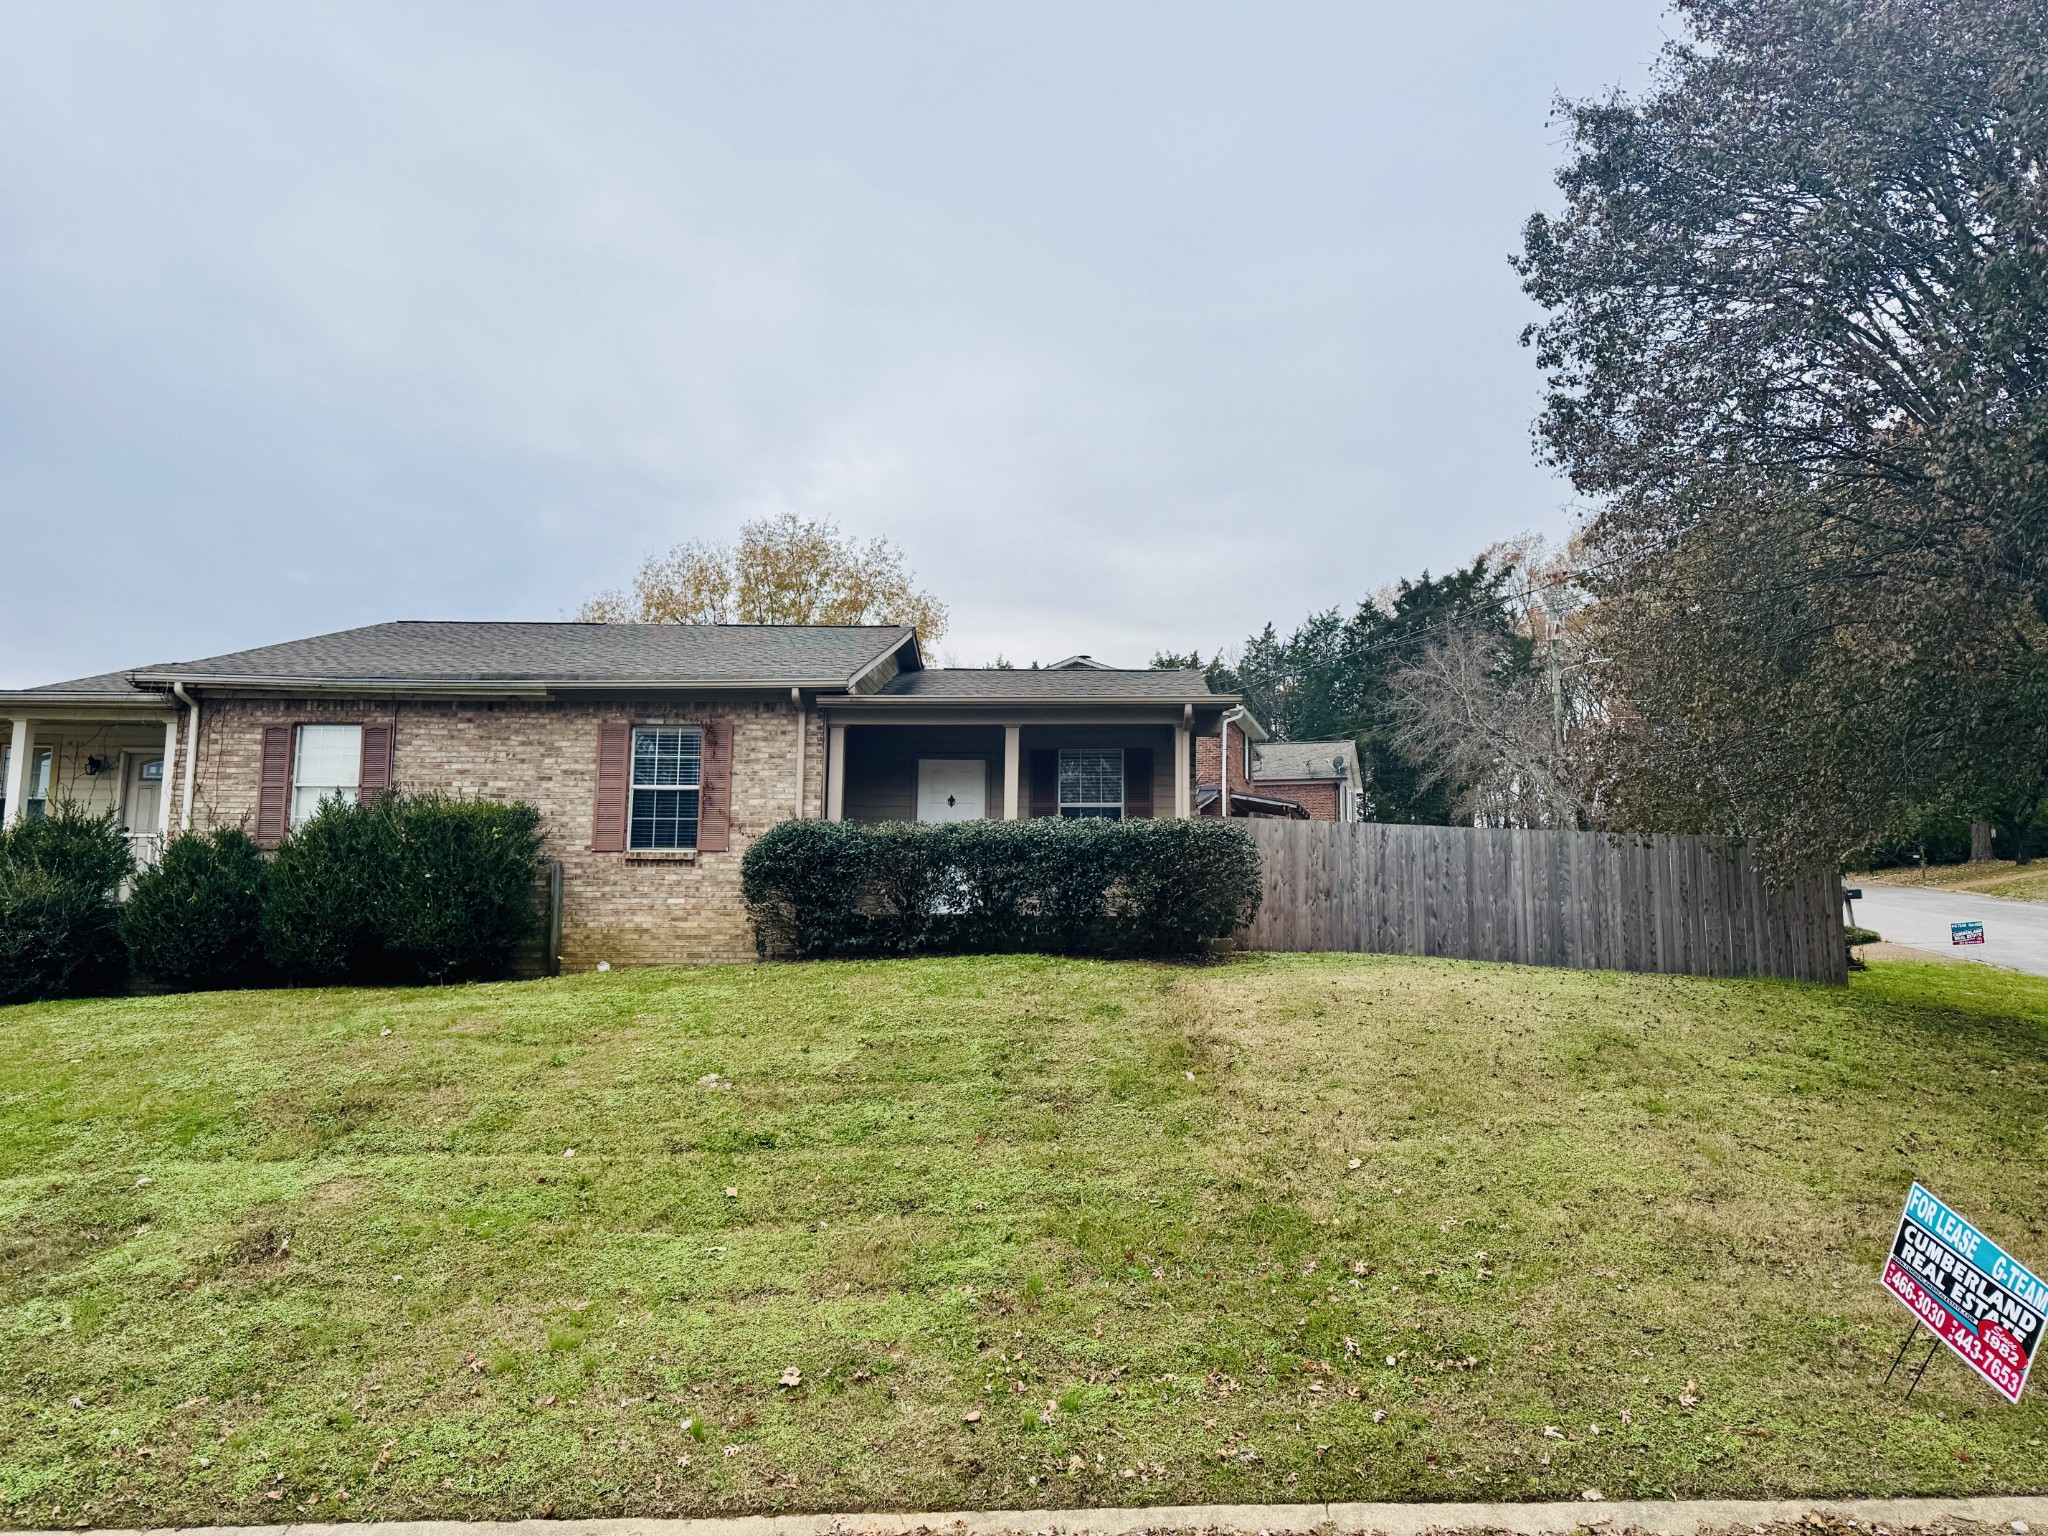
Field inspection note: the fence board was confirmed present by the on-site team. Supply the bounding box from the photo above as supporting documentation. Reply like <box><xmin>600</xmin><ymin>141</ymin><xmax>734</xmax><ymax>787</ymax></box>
<box><xmin>1240</xmin><ymin>821</ymin><xmax>1845</xmax><ymax>984</ymax></box>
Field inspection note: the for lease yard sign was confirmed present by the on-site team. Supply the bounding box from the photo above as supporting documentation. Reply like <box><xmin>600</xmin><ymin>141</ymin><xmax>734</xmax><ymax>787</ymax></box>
<box><xmin>1883</xmin><ymin>1183</ymin><xmax>2044</xmax><ymax>1403</ymax></box>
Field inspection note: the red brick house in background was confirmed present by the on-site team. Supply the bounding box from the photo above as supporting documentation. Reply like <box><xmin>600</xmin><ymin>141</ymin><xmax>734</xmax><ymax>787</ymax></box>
<box><xmin>1195</xmin><ymin>733</ymin><xmax>1363</xmax><ymax>822</ymax></box>
<box><xmin>0</xmin><ymin>622</ymin><xmax>1255</xmax><ymax>969</ymax></box>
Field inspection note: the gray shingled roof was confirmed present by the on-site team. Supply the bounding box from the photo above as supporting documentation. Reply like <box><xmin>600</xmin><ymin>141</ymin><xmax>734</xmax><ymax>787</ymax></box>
<box><xmin>1254</xmin><ymin>740</ymin><xmax>1360</xmax><ymax>781</ymax></box>
<box><xmin>26</xmin><ymin>670</ymin><xmax>151</xmax><ymax>697</ymax></box>
<box><xmin>125</xmin><ymin>622</ymin><xmax>916</xmax><ymax>688</ymax></box>
<box><xmin>876</xmin><ymin>667</ymin><xmax>1218</xmax><ymax>701</ymax></box>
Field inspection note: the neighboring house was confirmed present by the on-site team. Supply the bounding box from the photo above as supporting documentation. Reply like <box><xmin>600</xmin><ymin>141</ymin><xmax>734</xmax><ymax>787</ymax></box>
<box><xmin>1194</xmin><ymin>734</ymin><xmax>1363</xmax><ymax>821</ymax></box>
<box><xmin>1248</xmin><ymin>740</ymin><xmax>1365</xmax><ymax>822</ymax></box>
<box><xmin>0</xmin><ymin>622</ymin><xmax>1251</xmax><ymax>969</ymax></box>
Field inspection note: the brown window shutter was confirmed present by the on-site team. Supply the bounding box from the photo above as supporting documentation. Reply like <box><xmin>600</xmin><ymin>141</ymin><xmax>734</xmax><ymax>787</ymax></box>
<box><xmin>256</xmin><ymin>724</ymin><xmax>294</xmax><ymax>847</ymax></box>
<box><xmin>359</xmin><ymin>721</ymin><xmax>394</xmax><ymax>805</ymax></box>
<box><xmin>697</xmin><ymin>719</ymin><xmax>733</xmax><ymax>851</ymax></box>
<box><xmin>1123</xmin><ymin>747</ymin><xmax>1153</xmax><ymax>819</ymax></box>
<box><xmin>591</xmin><ymin>722</ymin><xmax>630</xmax><ymax>852</ymax></box>
<box><xmin>1028</xmin><ymin>749</ymin><xmax>1058</xmax><ymax>818</ymax></box>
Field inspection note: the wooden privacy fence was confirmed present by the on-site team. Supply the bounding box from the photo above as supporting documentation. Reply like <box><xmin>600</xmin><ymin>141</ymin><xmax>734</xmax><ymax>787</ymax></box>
<box><xmin>1241</xmin><ymin>821</ymin><xmax>1846</xmax><ymax>984</ymax></box>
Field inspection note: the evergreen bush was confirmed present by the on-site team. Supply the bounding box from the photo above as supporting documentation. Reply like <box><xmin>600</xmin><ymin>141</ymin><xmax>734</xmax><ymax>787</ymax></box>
<box><xmin>374</xmin><ymin>794</ymin><xmax>547</xmax><ymax>983</ymax></box>
<box><xmin>262</xmin><ymin>793</ymin><xmax>544</xmax><ymax>984</ymax></box>
<box><xmin>0</xmin><ymin>804</ymin><xmax>131</xmax><ymax>1004</ymax></box>
<box><xmin>741</xmin><ymin>817</ymin><xmax>1261</xmax><ymax>960</ymax></box>
<box><xmin>122</xmin><ymin>828</ymin><xmax>270</xmax><ymax>990</ymax></box>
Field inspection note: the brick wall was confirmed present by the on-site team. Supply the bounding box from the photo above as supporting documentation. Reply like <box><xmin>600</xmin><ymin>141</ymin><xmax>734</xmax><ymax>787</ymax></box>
<box><xmin>1193</xmin><ymin>730</ymin><xmax>1254</xmax><ymax>794</ymax></box>
<box><xmin>174</xmin><ymin>693</ymin><xmax>827</xmax><ymax>970</ymax></box>
<box><xmin>1257</xmin><ymin>778</ymin><xmax>1342</xmax><ymax>821</ymax></box>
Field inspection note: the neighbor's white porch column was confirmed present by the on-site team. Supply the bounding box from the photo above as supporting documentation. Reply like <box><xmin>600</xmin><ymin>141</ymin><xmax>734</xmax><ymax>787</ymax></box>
<box><xmin>2</xmin><ymin>718</ymin><xmax>29</xmax><ymax>829</ymax></box>
<box><xmin>1173</xmin><ymin>719</ymin><xmax>1191</xmax><ymax>818</ymax></box>
<box><xmin>1002</xmin><ymin>725</ymin><xmax>1021</xmax><ymax>820</ymax></box>
<box><xmin>158</xmin><ymin>714</ymin><xmax>180</xmax><ymax>837</ymax></box>
<box><xmin>825</xmin><ymin>723</ymin><xmax>846</xmax><ymax>822</ymax></box>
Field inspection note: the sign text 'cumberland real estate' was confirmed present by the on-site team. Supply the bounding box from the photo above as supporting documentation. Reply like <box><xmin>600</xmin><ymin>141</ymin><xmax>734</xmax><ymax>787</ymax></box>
<box><xmin>1883</xmin><ymin>1182</ymin><xmax>2044</xmax><ymax>1403</ymax></box>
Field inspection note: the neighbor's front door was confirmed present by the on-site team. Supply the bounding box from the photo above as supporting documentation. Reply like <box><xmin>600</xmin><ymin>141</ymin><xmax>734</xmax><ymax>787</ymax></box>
<box><xmin>122</xmin><ymin>754</ymin><xmax>163</xmax><ymax>834</ymax></box>
<box><xmin>916</xmin><ymin>758</ymin><xmax>987</xmax><ymax>823</ymax></box>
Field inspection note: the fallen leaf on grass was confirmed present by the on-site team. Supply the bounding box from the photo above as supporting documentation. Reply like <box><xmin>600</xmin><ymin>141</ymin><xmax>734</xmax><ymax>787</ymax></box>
<box><xmin>963</xmin><ymin>1409</ymin><xmax>981</xmax><ymax>1424</ymax></box>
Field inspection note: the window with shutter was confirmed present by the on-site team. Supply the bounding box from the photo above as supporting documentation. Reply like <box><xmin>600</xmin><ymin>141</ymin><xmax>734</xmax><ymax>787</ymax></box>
<box><xmin>628</xmin><ymin>727</ymin><xmax>702</xmax><ymax>849</ymax></box>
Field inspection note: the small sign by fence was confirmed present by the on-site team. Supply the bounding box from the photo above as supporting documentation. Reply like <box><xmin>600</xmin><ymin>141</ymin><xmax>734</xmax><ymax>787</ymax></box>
<box><xmin>1953</xmin><ymin>921</ymin><xmax>1986</xmax><ymax>946</ymax></box>
<box><xmin>1881</xmin><ymin>1183</ymin><xmax>2042</xmax><ymax>1403</ymax></box>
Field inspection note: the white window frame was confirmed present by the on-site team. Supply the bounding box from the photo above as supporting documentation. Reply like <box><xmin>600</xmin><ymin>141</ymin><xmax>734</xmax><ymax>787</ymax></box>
<box><xmin>291</xmin><ymin>724</ymin><xmax>363</xmax><ymax>828</ymax></box>
<box><xmin>1057</xmin><ymin>747</ymin><xmax>1124</xmax><ymax>820</ymax></box>
<box><xmin>630</xmin><ymin>725</ymin><xmax>703</xmax><ymax>850</ymax></box>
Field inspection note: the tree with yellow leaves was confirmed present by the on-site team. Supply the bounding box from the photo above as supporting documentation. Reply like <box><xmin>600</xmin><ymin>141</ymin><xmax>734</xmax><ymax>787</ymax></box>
<box><xmin>579</xmin><ymin>513</ymin><xmax>948</xmax><ymax>647</ymax></box>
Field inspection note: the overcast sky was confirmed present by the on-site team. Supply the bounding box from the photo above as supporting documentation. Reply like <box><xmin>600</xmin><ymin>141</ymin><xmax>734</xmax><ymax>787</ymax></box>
<box><xmin>1</xmin><ymin>2</ymin><xmax>1670</xmax><ymax>685</ymax></box>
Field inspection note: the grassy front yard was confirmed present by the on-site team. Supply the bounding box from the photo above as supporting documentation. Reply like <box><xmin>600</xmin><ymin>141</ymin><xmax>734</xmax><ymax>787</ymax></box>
<box><xmin>2</xmin><ymin>953</ymin><xmax>2045</xmax><ymax>1525</ymax></box>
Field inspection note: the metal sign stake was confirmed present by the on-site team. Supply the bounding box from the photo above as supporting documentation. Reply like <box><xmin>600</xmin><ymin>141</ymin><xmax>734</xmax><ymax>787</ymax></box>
<box><xmin>1881</xmin><ymin>1321</ymin><xmax>1922</xmax><ymax>1385</ymax></box>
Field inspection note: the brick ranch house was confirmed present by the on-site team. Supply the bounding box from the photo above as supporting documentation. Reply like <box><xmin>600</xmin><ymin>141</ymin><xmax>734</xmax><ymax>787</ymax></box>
<box><xmin>0</xmin><ymin>621</ymin><xmax>1304</xmax><ymax>969</ymax></box>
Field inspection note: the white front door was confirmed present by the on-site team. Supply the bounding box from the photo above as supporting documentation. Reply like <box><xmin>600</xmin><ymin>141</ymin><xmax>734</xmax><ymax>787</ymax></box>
<box><xmin>122</xmin><ymin>753</ymin><xmax>163</xmax><ymax>834</ymax></box>
<box><xmin>916</xmin><ymin>758</ymin><xmax>987</xmax><ymax>823</ymax></box>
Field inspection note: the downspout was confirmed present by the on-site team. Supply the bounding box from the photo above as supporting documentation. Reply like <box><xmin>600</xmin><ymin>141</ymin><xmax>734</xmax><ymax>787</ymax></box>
<box><xmin>171</xmin><ymin>682</ymin><xmax>199</xmax><ymax>833</ymax></box>
<box><xmin>1219</xmin><ymin>710</ymin><xmax>1232</xmax><ymax>820</ymax></box>
<box><xmin>791</xmin><ymin>687</ymin><xmax>807</xmax><ymax>820</ymax></box>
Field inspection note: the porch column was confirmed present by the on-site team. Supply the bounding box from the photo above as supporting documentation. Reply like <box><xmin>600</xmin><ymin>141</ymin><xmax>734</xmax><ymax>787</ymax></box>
<box><xmin>2</xmin><ymin>718</ymin><xmax>29</xmax><ymax>829</ymax></box>
<box><xmin>158</xmin><ymin>714</ymin><xmax>180</xmax><ymax>837</ymax></box>
<box><xmin>1172</xmin><ymin>719</ymin><xmax>1191</xmax><ymax>818</ymax></box>
<box><xmin>825</xmin><ymin>723</ymin><xmax>846</xmax><ymax>822</ymax></box>
<box><xmin>1002</xmin><ymin>725</ymin><xmax>1021</xmax><ymax>820</ymax></box>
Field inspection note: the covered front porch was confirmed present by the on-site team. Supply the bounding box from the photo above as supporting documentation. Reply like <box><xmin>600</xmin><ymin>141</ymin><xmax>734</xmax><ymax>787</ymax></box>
<box><xmin>1</xmin><ymin>677</ymin><xmax>186</xmax><ymax>866</ymax></box>
<box><xmin>816</xmin><ymin>678</ymin><xmax>1257</xmax><ymax>824</ymax></box>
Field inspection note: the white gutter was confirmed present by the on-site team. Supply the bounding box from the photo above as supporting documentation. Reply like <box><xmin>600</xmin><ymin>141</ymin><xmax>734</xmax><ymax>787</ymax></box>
<box><xmin>171</xmin><ymin>682</ymin><xmax>199</xmax><ymax>833</ymax></box>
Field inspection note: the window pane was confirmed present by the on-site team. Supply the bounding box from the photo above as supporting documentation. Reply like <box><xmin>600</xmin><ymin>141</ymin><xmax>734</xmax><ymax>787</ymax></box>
<box><xmin>1058</xmin><ymin>748</ymin><xmax>1123</xmax><ymax>807</ymax></box>
<box><xmin>632</xmin><ymin>727</ymin><xmax>702</xmax><ymax>789</ymax></box>
<box><xmin>291</xmin><ymin>784</ymin><xmax>357</xmax><ymax>826</ymax></box>
<box><xmin>630</xmin><ymin>787</ymin><xmax>700</xmax><ymax>849</ymax></box>
<box><xmin>295</xmin><ymin>725</ymin><xmax>363</xmax><ymax>790</ymax></box>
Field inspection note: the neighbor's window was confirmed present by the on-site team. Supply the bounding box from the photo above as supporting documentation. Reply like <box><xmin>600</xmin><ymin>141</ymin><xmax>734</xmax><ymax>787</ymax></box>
<box><xmin>292</xmin><ymin>724</ymin><xmax>362</xmax><ymax>827</ymax></box>
<box><xmin>1057</xmin><ymin>747</ymin><xmax>1123</xmax><ymax>820</ymax></box>
<box><xmin>630</xmin><ymin>726</ymin><xmax>702</xmax><ymax>849</ymax></box>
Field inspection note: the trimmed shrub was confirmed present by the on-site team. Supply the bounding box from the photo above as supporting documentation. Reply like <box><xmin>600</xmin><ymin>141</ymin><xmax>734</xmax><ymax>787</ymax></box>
<box><xmin>0</xmin><ymin>804</ymin><xmax>131</xmax><ymax>1004</ymax></box>
<box><xmin>374</xmin><ymin>794</ymin><xmax>547</xmax><ymax>983</ymax></box>
<box><xmin>741</xmin><ymin>817</ymin><xmax>1262</xmax><ymax>960</ymax></box>
<box><xmin>261</xmin><ymin>796</ymin><xmax>394</xmax><ymax>983</ymax></box>
<box><xmin>263</xmin><ymin>792</ymin><xmax>545</xmax><ymax>984</ymax></box>
<box><xmin>122</xmin><ymin>828</ymin><xmax>270</xmax><ymax>990</ymax></box>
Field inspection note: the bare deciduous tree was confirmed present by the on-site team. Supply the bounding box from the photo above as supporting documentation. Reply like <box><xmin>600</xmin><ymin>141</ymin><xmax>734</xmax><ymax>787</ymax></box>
<box><xmin>1387</xmin><ymin>621</ymin><xmax>1607</xmax><ymax>829</ymax></box>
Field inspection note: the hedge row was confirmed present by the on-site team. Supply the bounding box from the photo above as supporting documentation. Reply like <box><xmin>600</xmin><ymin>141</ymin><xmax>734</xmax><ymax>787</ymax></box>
<box><xmin>0</xmin><ymin>794</ymin><xmax>545</xmax><ymax>1003</ymax></box>
<box><xmin>741</xmin><ymin>816</ymin><xmax>1262</xmax><ymax>959</ymax></box>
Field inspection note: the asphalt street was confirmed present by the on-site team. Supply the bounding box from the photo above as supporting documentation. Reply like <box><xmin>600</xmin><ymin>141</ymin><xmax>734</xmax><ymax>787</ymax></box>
<box><xmin>1851</xmin><ymin>884</ymin><xmax>2048</xmax><ymax>978</ymax></box>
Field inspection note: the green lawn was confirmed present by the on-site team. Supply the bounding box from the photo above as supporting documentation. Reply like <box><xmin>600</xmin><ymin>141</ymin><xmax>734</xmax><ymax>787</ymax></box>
<box><xmin>2</xmin><ymin>954</ymin><xmax>2046</xmax><ymax>1526</ymax></box>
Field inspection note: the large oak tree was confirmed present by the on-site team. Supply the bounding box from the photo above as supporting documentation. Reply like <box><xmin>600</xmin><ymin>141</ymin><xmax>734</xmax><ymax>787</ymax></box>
<box><xmin>1518</xmin><ymin>0</ymin><xmax>2048</xmax><ymax>866</ymax></box>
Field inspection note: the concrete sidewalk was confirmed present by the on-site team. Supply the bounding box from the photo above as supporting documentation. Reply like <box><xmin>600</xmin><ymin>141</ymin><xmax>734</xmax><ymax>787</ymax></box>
<box><xmin>15</xmin><ymin>1496</ymin><xmax>2047</xmax><ymax>1536</ymax></box>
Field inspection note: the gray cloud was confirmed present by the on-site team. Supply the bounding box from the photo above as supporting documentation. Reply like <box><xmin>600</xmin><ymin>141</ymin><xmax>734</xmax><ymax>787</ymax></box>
<box><xmin>0</xmin><ymin>1</ymin><xmax>1665</xmax><ymax>683</ymax></box>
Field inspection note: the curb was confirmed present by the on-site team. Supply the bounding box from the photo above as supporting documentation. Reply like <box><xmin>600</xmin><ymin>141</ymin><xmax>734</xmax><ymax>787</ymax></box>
<box><xmin>10</xmin><ymin>1495</ymin><xmax>2046</xmax><ymax>1536</ymax></box>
